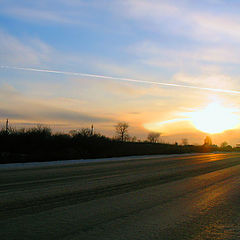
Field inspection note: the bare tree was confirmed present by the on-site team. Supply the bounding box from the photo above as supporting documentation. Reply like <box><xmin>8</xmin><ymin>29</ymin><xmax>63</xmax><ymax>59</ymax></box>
<box><xmin>220</xmin><ymin>141</ymin><xmax>228</xmax><ymax>148</ymax></box>
<box><xmin>181</xmin><ymin>138</ymin><xmax>188</xmax><ymax>145</ymax></box>
<box><xmin>69</xmin><ymin>128</ymin><xmax>92</xmax><ymax>137</ymax></box>
<box><xmin>147</xmin><ymin>132</ymin><xmax>161</xmax><ymax>143</ymax></box>
<box><xmin>115</xmin><ymin>122</ymin><xmax>129</xmax><ymax>141</ymax></box>
<box><xmin>131</xmin><ymin>136</ymin><xmax>137</xmax><ymax>142</ymax></box>
<box><xmin>204</xmin><ymin>136</ymin><xmax>212</xmax><ymax>146</ymax></box>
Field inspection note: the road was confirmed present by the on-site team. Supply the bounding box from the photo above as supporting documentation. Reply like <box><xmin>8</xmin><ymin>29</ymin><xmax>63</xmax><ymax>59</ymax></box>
<box><xmin>1</xmin><ymin>153</ymin><xmax>240</xmax><ymax>240</ymax></box>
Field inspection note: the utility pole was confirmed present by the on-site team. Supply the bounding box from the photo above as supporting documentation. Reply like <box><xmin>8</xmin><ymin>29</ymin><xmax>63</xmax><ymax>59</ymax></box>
<box><xmin>91</xmin><ymin>124</ymin><xmax>94</xmax><ymax>135</ymax></box>
<box><xmin>6</xmin><ymin>119</ymin><xmax>9</xmax><ymax>133</ymax></box>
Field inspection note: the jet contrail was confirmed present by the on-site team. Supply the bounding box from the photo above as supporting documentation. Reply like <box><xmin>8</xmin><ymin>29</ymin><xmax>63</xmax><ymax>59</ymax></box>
<box><xmin>1</xmin><ymin>65</ymin><xmax>240</xmax><ymax>94</ymax></box>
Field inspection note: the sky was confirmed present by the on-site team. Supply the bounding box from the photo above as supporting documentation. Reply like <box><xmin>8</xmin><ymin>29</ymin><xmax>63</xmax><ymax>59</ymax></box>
<box><xmin>1</xmin><ymin>0</ymin><xmax>240</xmax><ymax>145</ymax></box>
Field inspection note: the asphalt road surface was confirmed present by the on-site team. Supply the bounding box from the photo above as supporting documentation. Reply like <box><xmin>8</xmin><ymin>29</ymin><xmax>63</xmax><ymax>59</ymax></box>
<box><xmin>1</xmin><ymin>153</ymin><xmax>240</xmax><ymax>240</ymax></box>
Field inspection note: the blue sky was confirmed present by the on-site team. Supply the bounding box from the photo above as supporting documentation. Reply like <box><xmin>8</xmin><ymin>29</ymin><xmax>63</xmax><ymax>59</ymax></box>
<box><xmin>1</xmin><ymin>0</ymin><xmax>240</xmax><ymax>144</ymax></box>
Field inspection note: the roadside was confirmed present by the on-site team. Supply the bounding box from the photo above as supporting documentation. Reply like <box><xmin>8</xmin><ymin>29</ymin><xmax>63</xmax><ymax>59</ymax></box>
<box><xmin>0</xmin><ymin>152</ymin><xmax>217</xmax><ymax>170</ymax></box>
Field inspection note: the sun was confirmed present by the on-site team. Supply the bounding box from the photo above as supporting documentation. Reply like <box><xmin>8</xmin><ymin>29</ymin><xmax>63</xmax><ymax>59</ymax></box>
<box><xmin>189</xmin><ymin>102</ymin><xmax>239</xmax><ymax>134</ymax></box>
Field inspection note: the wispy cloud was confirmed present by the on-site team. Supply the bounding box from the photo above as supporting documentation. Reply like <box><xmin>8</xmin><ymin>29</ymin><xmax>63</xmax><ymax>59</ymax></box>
<box><xmin>0</xmin><ymin>84</ymin><xmax>112</xmax><ymax>124</ymax></box>
<box><xmin>121</xmin><ymin>0</ymin><xmax>179</xmax><ymax>20</ymax></box>
<box><xmin>173</xmin><ymin>72</ymin><xmax>238</xmax><ymax>90</ymax></box>
<box><xmin>0</xmin><ymin>30</ymin><xmax>52</xmax><ymax>66</ymax></box>
<box><xmin>0</xmin><ymin>1</ymin><xmax>102</xmax><ymax>26</ymax></box>
<box><xmin>2</xmin><ymin>0</ymin><xmax>240</xmax><ymax>43</ymax></box>
<box><xmin>190</xmin><ymin>12</ymin><xmax>240</xmax><ymax>41</ymax></box>
<box><xmin>129</xmin><ymin>40</ymin><xmax>240</xmax><ymax>81</ymax></box>
<box><xmin>119</xmin><ymin>0</ymin><xmax>240</xmax><ymax>42</ymax></box>
<box><xmin>3</xmin><ymin>7</ymin><xmax>76</xmax><ymax>24</ymax></box>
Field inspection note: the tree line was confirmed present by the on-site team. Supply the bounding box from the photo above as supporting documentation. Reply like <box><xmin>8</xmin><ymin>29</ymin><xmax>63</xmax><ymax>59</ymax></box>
<box><xmin>0</xmin><ymin>121</ymin><xmax>237</xmax><ymax>164</ymax></box>
<box><xmin>114</xmin><ymin>122</ymin><xmax>160</xmax><ymax>143</ymax></box>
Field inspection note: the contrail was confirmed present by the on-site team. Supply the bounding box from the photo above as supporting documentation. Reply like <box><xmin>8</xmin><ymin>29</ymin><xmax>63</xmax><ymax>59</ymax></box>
<box><xmin>1</xmin><ymin>65</ymin><xmax>240</xmax><ymax>94</ymax></box>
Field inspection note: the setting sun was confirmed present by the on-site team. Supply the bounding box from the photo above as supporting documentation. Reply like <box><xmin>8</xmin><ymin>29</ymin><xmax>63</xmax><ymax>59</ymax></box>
<box><xmin>189</xmin><ymin>102</ymin><xmax>239</xmax><ymax>134</ymax></box>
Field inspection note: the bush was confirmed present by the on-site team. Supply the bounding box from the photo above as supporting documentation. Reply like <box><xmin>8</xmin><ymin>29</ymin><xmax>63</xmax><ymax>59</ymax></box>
<box><xmin>0</xmin><ymin>126</ymin><xmax>223</xmax><ymax>164</ymax></box>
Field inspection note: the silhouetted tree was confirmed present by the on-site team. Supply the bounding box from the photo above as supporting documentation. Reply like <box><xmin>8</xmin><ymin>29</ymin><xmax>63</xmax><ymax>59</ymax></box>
<box><xmin>220</xmin><ymin>141</ymin><xmax>232</xmax><ymax>151</ymax></box>
<box><xmin>0</xmin><ymin>123</ymin><xmax>224</xmax><ymax>164</ymax></box>
<box><xmin>204</xmin><ymin>136</ymin><xmax>212</xmax><ymax>146</ymax></box>
<box><xmin>181</xmin><ymin>138</ymin><xmax>188</xmax><ymax>145</ymax></box>
<box><xmin>115</xmin><ymin>122</ymin><xmax>129</xmax><ymax>141</ymax></box>
<box><xmin>220</xmin><ymin>141</ymin><xmax>228</xmax><ymax>148</ymax></box>
<box><xmin>131</xmin><ymin>136</ymin><xmax>137</xmax><ymax>142</ymax></box>
<box><xmin>79</xmin><ymin>128</ymin><xmax>92</xmax><ymax>137</ymax></box>
<box><xmin>225</xmin><ymin>145</ymin><xmax>233</xmax><ymax>151</ymax></box>
<box><xmin>147</xmin><ymin>132</ymin><xmax>161</xmax><ymax>143</ymax></box>
<box><xmin>69</xmin><ymin>128</ymin><xmax>92</xmax><ymax>137</ymax></box>
<box><xmin>26</xmin><ymin>125</ymin><xmax>52</xmax><ymax>138</ymax></box>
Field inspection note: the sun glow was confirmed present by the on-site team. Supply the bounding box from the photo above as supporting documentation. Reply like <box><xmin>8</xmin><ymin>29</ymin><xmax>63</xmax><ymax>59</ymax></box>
<box><xmin>189</xmin><ymin>102</ymin><xmax>239</xmax><ymax>134</ymax></box>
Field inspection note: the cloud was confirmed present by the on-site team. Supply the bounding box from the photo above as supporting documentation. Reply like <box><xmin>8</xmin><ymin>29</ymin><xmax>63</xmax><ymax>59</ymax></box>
<box><xmin>0</xmin><ymin>1</ymin><xmax>104</xmax><ymax>26</ymax></box>
<box><xmin>190</xmin><ymin>13</ymin><xmax>240</xmax><ymax>41</ymax></box>
<box><xmin>0</xmin><ymin>30</ymin><xmax>52</xmax><ymax>66</ymax></box>
<box><xmin>118</xmin><ymin>0</ymin><xmax>240</xmax><ymax>42</ymax></box>
<box><xmin>3</xmin><ymin>7</ymin><xmax>75</xmax><ymax>24</ymax></box>
<box><xmin>131</xmin><ymin>41</ymin><xmax>240</xmax><ymax>68</ymax></box>
<box><xmin>128</xmin><ymin>112</ymin><xmax>141</xmax><ymax>115</ymax></box>
<box><xmin>121</xmin><ymin>0</ymin><xmax>179</xmax><ymax>20</ymax></box>
<box><xmin>0</xmin><ymin>84</ymin><xmax>113</xmax><ymax>124</ymax></box>
<box><xmin>41</xmin><ymin>109</ymin><xmax>111</xmax><ymax>123</ymax></box>
<box><xmin>173</xmin><ymin>72</ymin><xmax>237</xmax><ymax>90</ymax></box>
<box><xmin>0</xmin><ymin>108</ymin><xmax>26</xmax><ymax>119</ymax></box>
<box><xmin>3</xmin><ymin>0</ymin><xmax>240</xmax><ymax>44</ymax></box>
